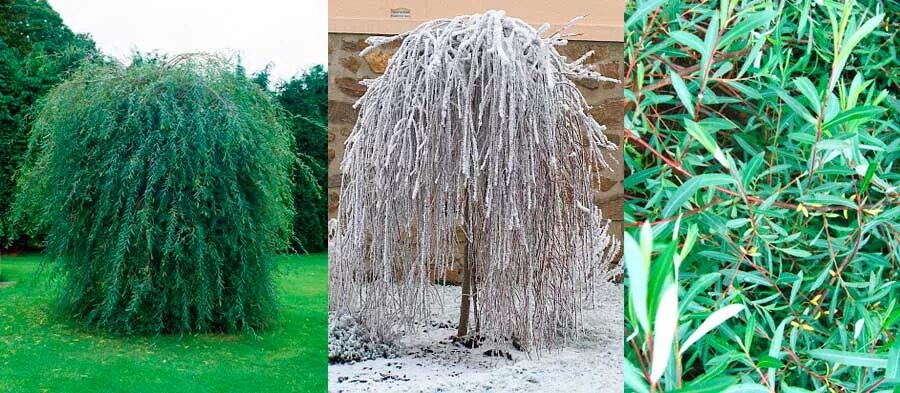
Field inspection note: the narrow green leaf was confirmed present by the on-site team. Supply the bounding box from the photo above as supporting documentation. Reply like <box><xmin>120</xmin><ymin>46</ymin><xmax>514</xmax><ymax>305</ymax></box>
<box><xmin>822</xmin><ymin>106</ymin><xmax>886</xmax><ymax>131</ymax></box>
<box><xmin>767</xmin><ymin>318</ymin><xmax>790</xmax><ymax>383</ymax></box>
<box><xmin>685</xmin><ymin>119</ymin><xmax>729</xmax><ymax>168</ymax></box>
<box><xmin>720</xmin><ymin>11</ymin><xmax>777</xmax><ymax>48</ymax></box>
<box><xmin>723</xmin><ymin>383</ymin><xmax>770</xmax><ymax>393</ymax></box>
<box><xmin>757</xmin><ymin>354</ymin><xmax>784</xmax><ymax>368</ymax></box>
<box><xmin>776</xmin><ymin>247</ymin><xmax>812</xmax><ymax>258</ymax></box>
<box><xmin>793</xmin><ymin>77</ymin><xmax>821</xmax><ymax>114</ymax></box>
<box><xmin>670</xmin><ymin>70</ymin><xmax>695</xmax><ymax>118</ymax></box>
<box><xmin>834</xmin><ymin>14</ymin><xmax>885</xmax><ymax>76</ymax></box>
<box><xmin>886</xmin><ymin>340</ymin><xmax>900</xmax><ymax>382</ymax></box>
<box><xmin>781</xmin><ymin>387</ymin><xmax>815</xmax><ymax>393</ymax></box>
<box><xmin>648</xmin><ymin>241</ymin><xmax>677</xmax><ymax>320</ymax></box>
<box><xmin>797</xmin><ymin>194</ymin><xmax>857</xmax><ymax>209</ymax></box>
<box><xmin>662</xmin><ymin>174</ymin><xmax>734</xmax><ymax>217</ymax></box>
<box><xmin>740</xmin><ymin>153</ymin><xmax>765</xmax><ymax>186</ymax></box>
<box><xmin>625</xmin><ymin>233</ymin><xmax>650</xmax><ymax>334</ymax></box>
<box><xmin>670</xmin><ymin>31</ymin><xmax>706</xmax><ymax>54</ymax></box>
<box><xmin>624</xmin><ymin>358</ymin><xmax>651</xmax><ymax>393</ymax></box>
<box><xmin>680</xmin><ymin>272</ymin><xmax>722</xmax><ymax>314</ymax></box>
<box><xmin>650</xmin><ymin>283</ymin><xmax>679</xmax><ymax>383</ymax></box>
<box><xmin>672</xmin><ymin>377</ymin><xmax>736</xmax><ymax>393</ymax></box>
<box><xmin>860</xmin><ymin>162</ymin><xmax>878</xmax><ymax>195</ymax></box>
<box><xmin>775</xmin><ymin>89</ymin><xmax>817</xmax><ymax>125</ymax></box>
<box><xmin>626</xmin><ymin>0</ymin><xmax>666</xmax><ymax>29</ymax></box>
<box><xmin>807</xmin><ymin>349</ymin><xmax>888</xmax><ymax>368</ymax></box>
<box><xmin>725</xmin><ymin>80</ymin><xmax>763</xmax><ymax>99</ymax></box>
<box><xmin>702</xmin><ymin>15</ymin><xmax>720</xmax><ymax>70</ymax></box>
<box><xmin>640</xmin><ymin>222</ymin><xmax>652</xmax><ymax>270</ymax></box>
<box><xmin>680</xmin><ymin>304</ymin><xmax>745</xmax><ymax>354</ymax></box>
<box><xmin>679</xmin><ymin>224</ymin><xmax>699</xmax><ymax>261</ymax></box>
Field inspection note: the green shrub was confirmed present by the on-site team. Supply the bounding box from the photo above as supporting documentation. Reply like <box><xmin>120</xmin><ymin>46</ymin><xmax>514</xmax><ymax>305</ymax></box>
<box><xmin>625</xmin><ymin>0</ymin><xmax>899</xmax><ymax>391</ymax></box>
<box><xmin>14</xmin><ymin>56</ymin><xmax>296</xmax><ymax>334</ymax></box>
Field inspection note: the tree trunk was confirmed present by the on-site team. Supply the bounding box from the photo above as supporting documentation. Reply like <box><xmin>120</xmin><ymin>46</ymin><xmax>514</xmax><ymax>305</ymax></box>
<box><xmin>473</xmin><ymin>264</ymin><xmax>480</xmax><ymax>333</ymax></box>
<box><xmin>457</xmin><ymin>232</ymin><xmax>471</xmax><ymax>338</ymax></box>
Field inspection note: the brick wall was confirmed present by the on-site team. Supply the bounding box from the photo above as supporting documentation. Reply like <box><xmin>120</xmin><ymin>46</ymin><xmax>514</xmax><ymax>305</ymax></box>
<box><xmin>327</xmin><ymin>33</ymin><xmax>624</xmax><ymax>242</ymax></box>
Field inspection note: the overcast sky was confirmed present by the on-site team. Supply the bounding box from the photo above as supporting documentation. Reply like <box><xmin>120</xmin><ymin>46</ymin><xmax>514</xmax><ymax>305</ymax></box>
<box><xmin>49</xmin><ymin>0</ymin><xmax>328</xmax><ymax>84</ymax></box>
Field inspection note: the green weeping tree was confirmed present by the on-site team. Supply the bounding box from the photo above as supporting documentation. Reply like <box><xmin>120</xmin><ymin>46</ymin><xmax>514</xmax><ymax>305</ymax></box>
<box><xmin>13</xmin><ymin>55</ymin><xmax>296</xmax><ymax>334</ymax></box>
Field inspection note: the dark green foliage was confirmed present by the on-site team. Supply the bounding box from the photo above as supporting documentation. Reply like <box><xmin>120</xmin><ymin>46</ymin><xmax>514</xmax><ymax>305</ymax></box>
<box><xmin>0</xmin><ymin>0</ymin><xmax>98</xmax><ymax>248</ymax></box>
<box><xmin>276</xmin><ymin>65</ymin><xmax>328</xmax><ymax>252</ymax></box>
<box><xmin>14</xmin><ymin>56</ymin><xmax>296</xmax><ymax>335</ymax></box>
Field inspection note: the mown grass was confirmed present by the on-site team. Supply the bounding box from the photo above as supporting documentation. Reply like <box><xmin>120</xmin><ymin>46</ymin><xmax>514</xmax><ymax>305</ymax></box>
<box><xmin>0</xmin><ymin>253</ymin><xmax>327</xmax><ymax>393</ymax></box>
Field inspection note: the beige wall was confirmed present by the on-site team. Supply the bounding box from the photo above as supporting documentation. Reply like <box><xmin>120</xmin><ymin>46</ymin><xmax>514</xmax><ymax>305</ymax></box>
<box><xmin>329</xmin><ymin>0</ymin><xmax>624</xmax><ymax>42</ymax></box>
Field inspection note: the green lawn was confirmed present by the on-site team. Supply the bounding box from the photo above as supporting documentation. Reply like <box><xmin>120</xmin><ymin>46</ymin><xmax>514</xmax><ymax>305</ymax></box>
<box><xmin>0</xmin><ymin>253</ymin><xmax>327</xmax><ymax>393</ymax></box>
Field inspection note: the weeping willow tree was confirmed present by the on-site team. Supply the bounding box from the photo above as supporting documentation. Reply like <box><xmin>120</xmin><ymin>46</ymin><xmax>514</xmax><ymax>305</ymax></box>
<box><xmin>330</xmin><ymin>11</ymin><xmax>621</xmax><ymax>350</ymax></box>
<box><xmin>13</xmin><ymin>55</ymin><xmax>296</xmax><ymax>335</ymax></box>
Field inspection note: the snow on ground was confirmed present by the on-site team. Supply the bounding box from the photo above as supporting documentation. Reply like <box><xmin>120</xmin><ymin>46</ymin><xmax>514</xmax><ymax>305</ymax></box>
<box><xmin>328</xmin><ymin>282</ymin><xmax>623</xmax><ymax>392</ymax></box>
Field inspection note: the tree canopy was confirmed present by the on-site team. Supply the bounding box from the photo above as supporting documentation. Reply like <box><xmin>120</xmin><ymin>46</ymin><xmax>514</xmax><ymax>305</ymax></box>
<box><xmin>0</xmin><ymin>0</ymin><xmax>99</xmax><ymax>247</ymax></box>
<box><xmin>330</xmin><ymin>12</ymin><xmax>621</xmax><ymax>350</ymax></box>
<box><xmin>14</xmin><ymin>57</ymin><xmax>297</xmax><ymax>334</ymax></box>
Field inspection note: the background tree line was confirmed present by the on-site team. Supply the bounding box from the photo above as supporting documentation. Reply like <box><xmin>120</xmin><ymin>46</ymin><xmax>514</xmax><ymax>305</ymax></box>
<box><xmin>0</xmin><ymin>0</ymin><xmax>328</xmax><ymax>253</ymax></box>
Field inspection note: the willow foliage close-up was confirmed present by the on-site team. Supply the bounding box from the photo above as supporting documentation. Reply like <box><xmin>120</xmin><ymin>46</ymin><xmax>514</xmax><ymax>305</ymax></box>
<box><xmin>13</xmin><ymin>56</ymin><xmax>297</xmax><ymax>335</ymax></box>
<box><xmin>625</xmin><ymin>0</ymin><xmax>899</xmax><ymax>391</ymax></box>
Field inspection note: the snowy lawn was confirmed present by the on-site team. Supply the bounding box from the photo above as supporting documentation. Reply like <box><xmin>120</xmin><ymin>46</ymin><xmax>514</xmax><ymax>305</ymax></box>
<box><xmin>328</xmin><ymin>281</ymin><xmax>623</xmax><ymax>392</ymax></box>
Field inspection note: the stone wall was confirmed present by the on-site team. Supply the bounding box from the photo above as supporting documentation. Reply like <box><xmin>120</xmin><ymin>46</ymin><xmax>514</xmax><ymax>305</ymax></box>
<box><xmin>327</xmin><ymin>33</ymin><xmax>624</xmax><ymax>242</ymax></box>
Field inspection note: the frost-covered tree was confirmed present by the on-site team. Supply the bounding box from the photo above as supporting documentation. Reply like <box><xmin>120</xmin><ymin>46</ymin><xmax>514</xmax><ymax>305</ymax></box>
<box><xmin>14</xmin><ymin>55</ymin><xmax>296</xmax><ymax>334</ymax></box>
<box><xmin>330</xmin><ymin>11</ymin><xmax>621</xmax><ymax>350</ymax></box>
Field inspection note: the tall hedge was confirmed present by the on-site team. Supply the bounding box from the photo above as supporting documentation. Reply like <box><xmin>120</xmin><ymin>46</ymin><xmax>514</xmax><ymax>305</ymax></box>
<box><xmin>14</xmin><ymin>57</ymin><xmax>296</xmax><ymax>334</ymax></box>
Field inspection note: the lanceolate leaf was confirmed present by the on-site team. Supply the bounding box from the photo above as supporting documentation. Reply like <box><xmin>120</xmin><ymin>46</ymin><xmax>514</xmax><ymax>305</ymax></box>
<box><xmin>775</xmin><ymin>88</ymin><xmax>817</xmax><ymax>125</ymax></box>
<box><xmin>670</xmin><ymin>70</ymin><xmax>695</xmax><ymax>117</ymax></box>
<box><xmin>626</xmin><ymin>0</ymin><xmax>666</xmax><ymax>29</ymax></box>
<box><xmin>680</xmin><ymin>304</ymin><xmax>746</xmax><ymax>354</ymax></box>
<box><xmin>685</xmin><ymin>119</ymin><xmax>729</xmax><ymax>168</ymax></box>
<box><xmin>722</xmin><ymin>383</ymin><xmax>770</xmax><ymax>393</ymax></box>
<box><xmin>719</xmin><ymin>10</ymin><xmax>777</xmax><ymax>48</ymax></box>
<box><xmin>822</xmin><ymin>106</ymin><xmax>887</xmax><ymax>131</ymax></box>
<box><xmin>675</xmin><ymin>377</ymin><xmax>737</xmax><ymax>393</ymax></box>
<box><xmin>651</xmin><ymin>283</ymin><xmax>679</xmax><ymax>383</ymax></box>
<box><xmin>625</xmin><ymin>233</ymin><xmax>651</xmax><ymax>334</ymax></box>
<box><xmin>662</xmin><ymin>174</ymin><xmax>734</xmax><ymax>217</ymax></box>
<box><xmin>807</xmin><ymin>349</ymin><xmax>888</xmax><ymax>369</ymax></box>
<box><xmin>833</xmin><ymin>14</ymin><xmax>885</xmax><ymax>78</ymax></box>
<box><xmin>670</xmin><ymin>31</ymin><xmax>706</xmax><ymax>54</ymax></box>
<box><xmin>648</xmin><ymin>241</ymin><xmax>677</xmax><ymax>322</ymax></box>
<box><xmin>625</xmin><ymin>358</ymin><xmax>652</xmax><ymax>393</ymax></box>
<box><xmin>886</xmin><ymin>340</ymin><xmax>900</xmax><ymax>382</ymax></box>
<box><xmin>793</xmin><ymin>77</ymin><xmax>821</xmax><ymax>114</ymax></box>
